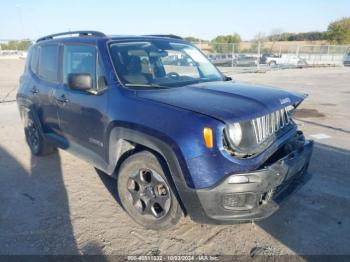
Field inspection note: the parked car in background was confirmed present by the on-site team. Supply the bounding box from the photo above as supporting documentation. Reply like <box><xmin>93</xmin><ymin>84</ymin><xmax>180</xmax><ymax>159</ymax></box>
<box><xmin>208</xmin><ymin>54</ymin><xmax>258</xmax><ymax>67</ymax></box>
<box><xmin>208</xmin><ymin>53</ymin><xmax>232</xmax><ymax>66</ymax></box>
<box><xmin>343</xmin><ymin>52</ymin><xmax>350</xmax><ymax>66</ymax></box>
<box><xmin>17</xmin><ymin>31</ymin><xmax>313</xmax><ymax>229</ymax></box>
<box><xmin>259</xmin><ymin>53</ymin><xmax>275</xmax><ymax>64</ymax></box>
<box><xmin>232</xmin><ymin>54</ymin><xmax>258</xmax><ymax>67</ymax></box>
<box><xmin>264</xmin><ymin>53</ymin><xmax>306</xmax><ymax>66</ymax></box>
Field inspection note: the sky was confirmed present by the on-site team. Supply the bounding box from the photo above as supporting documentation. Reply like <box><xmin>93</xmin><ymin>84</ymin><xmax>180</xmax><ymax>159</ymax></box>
<box><xmin>0</xmin><ymin>0</ymin><xmax>349</xmax><ymax>41</ymax></box>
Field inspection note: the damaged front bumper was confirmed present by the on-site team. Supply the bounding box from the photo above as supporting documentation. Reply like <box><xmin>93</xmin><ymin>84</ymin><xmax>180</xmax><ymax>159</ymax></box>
<box><xmin>189</xmin><ymin>134</ymin><xmax>313</xmax><ymax>224</ymax></box>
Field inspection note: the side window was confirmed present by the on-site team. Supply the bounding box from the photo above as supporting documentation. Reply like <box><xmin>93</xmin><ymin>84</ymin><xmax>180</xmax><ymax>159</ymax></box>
<box><xmin>63</xmin><ymin>45</ymin><xmax>97</xmax><ymax>88</ymax></box>
<box><xmin>38</xmin><ymin>45</ymin><xmax>59</xmax><ymax>82</ymax></box>
<box><xmin>30</xmin><ymin>46</ymin><xmax>39</xmax><ymax>75</ymax></box>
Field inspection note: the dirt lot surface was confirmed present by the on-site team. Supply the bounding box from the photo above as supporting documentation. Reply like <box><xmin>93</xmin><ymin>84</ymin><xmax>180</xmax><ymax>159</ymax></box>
<box><xmin>0</xmin><ymin>60</ymin><xmax>350</xmax><ymax>256</ymax></box>
<box><xmin>0</xmin><ymin>58</ymin><xmax>24</xmax><ymax>103</ymax></box>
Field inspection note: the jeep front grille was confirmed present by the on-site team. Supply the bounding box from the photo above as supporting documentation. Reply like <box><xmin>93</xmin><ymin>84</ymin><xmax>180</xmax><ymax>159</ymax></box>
<box><xmin>251</xmin><ymin>107</ymin><xmax>291</xmax><ymax>144</ymax></box>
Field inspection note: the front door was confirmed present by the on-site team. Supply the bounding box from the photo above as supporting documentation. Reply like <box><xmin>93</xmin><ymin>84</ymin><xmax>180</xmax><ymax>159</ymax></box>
<box><xmin>55</xmin><ymin>44</ymin><xmax>108</xmax><ymax>158</ymax></box>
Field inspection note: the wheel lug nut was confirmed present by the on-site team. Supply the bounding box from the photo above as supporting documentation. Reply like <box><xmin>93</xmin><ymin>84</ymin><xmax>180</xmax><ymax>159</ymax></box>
<box><xmin>156</xmin><ymin>184</ymin><xmax>167</xmax><ymax>196</ymax></box>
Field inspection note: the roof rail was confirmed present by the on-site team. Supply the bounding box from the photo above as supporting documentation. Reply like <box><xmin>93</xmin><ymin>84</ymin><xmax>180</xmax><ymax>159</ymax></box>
<box><xmin>36</xmin><ymin>31</ymin><xmax>106</xmax><ymax>42</ymax></box>
<box><xmin>144</xmin><ymin>34</ymin><xmax>183</xmax><ymax>40</ymax></box>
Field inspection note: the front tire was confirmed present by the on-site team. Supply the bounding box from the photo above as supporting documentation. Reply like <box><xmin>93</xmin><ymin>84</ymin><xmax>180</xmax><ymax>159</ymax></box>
<box><xmin>117</xmin><ymin>151</ymin><xmax>183</xmax><ymax>229</ymax></box>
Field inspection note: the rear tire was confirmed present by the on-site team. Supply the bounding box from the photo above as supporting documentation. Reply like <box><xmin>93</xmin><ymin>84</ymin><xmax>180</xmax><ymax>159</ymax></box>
<box><xmin>117</xmin><ymin>151</ymin><xmax>183</xmax><ymax>229</ymax></box>
<box><xmin>24</xmin><ymin>115</ymin><xmax>56</xmax><ymax>156</ymax></box>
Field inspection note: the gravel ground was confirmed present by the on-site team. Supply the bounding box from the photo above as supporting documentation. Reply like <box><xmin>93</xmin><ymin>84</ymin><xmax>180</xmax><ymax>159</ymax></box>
<box><xmin>0</xmin><ymin>58</ymin><xmax>24</xmax><ymax>103</ymax></box>
<box><xmin>0</xmin><ymin>60</ymin><xmax>349</xmax><ymax>256</ymax></box>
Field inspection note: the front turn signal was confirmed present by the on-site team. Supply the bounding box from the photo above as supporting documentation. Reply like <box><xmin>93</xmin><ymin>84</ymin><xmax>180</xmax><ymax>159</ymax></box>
<box><xmin>203</xmin><ymin>127</ymin><xmax>214</xmax><ymax>149</ymax></box>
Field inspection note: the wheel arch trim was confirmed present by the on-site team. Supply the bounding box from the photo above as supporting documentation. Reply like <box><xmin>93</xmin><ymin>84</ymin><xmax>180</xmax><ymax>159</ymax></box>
<box><xmin>104</xmin><ymin>125</ymin><xmax>207</xmax><ymax>218</ymax></box>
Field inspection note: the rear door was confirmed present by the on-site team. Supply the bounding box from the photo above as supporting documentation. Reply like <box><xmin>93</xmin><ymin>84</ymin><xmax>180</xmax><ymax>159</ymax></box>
<box><xmin>55</xmin><ymin>43</ymin><xmax>109</xmax><ymax>158</ymax></box>
<box><xmin>32</xmin><ymin>43</ymin><xmax>60</xmax><ymax>133</ymax></box>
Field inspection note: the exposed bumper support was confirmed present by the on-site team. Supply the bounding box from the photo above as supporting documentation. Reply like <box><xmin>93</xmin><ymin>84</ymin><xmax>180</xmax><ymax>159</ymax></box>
<box><xmin>185</xmin><ymin>137</ymin><xmax>313</xmax><ymax>224</ymax></box>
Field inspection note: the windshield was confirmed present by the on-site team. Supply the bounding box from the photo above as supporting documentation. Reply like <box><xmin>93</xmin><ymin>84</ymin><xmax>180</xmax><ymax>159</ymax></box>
<box><xmin>109</xmin><ymin>40</ymin><xmax>223</xmax><ymax>88</ymax></box>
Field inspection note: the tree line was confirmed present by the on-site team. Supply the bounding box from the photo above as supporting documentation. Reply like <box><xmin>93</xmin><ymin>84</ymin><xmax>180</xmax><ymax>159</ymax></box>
<box><xmin>1</xmin><ymin>17</ymin><xmax>349</xmax><ymax>51</ymax></box>
<box><xmin>0</xmin><ymin>40</ymin><xmax>32</xmax><ymax>51</ymax></box>
<box><xmin>185</xmin><ymin>17</ymin><xmax>350</xmax><ymax>46</ymax></box>
<box><xmin>267</xmin><ymin>17</ymin><xmax>350</xmax><ymax>44</ymax></box>
<box><xmin>268</xmin><ymin>31</ymin><xmax>328</xmax><ymax>42</ymax></box>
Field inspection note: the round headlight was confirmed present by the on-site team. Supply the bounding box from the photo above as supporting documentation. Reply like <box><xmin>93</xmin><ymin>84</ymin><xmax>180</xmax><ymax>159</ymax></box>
<box><xmin>227</xmin><ymin>123</ymin><xmax>242</xmax><ymax>146</ymax></box>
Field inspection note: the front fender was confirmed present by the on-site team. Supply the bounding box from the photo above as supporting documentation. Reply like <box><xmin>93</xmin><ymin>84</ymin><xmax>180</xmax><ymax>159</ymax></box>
<box><xmin>105</xmin><ymin>125</ymin><xmax>212</xmax><ymax>220</ymax></box>
<box><xmin>105</xmin><ymin>124</ymin><xmax>190</xmax><ymax>183</ymax></box>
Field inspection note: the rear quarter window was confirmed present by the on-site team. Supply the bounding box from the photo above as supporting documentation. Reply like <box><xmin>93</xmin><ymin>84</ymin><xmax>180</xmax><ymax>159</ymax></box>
<box><xmin>38</xmin><ymin>45</ymin><xmax>59</xmax><ymax>82</ymax></box>
<box><xmin>30</xmin><ymin>46</ymin><xmax>39</xmax><ymax>74</ymax></box>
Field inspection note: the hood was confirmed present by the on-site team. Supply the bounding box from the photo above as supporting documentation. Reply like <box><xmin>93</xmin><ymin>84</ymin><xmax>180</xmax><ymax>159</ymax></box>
<box><xmin>137</xmin><ymin>81</ymin><xmax>306</xmax><ymax>123</ymax></box>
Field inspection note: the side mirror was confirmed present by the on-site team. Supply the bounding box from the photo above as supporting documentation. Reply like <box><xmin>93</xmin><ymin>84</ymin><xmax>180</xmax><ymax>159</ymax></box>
<box><xmin>68</xmin><ymin>73</ymin><xmax>93</xmax><ymax>91</ymax></box>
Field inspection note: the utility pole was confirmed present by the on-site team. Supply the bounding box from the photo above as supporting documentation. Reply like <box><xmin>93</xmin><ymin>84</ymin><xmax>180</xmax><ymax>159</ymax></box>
<box><xmin>231</xmin><ymin>43</ymin><xmax>235</xmax><ymax>68</ymax></box>
<box><xmin>16</xmin><ymin>4</ymin><xmax>25</xmax><ymax>40</ymax></box>
<box><xmin>257</xmin><ymin>41</ymin><xmax>261</xmax><ymax>70</ymax></box>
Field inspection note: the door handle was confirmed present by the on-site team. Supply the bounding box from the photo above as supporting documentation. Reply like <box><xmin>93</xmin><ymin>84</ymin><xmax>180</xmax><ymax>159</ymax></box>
<box><xmin>30</xmin><ymin>86</ymin><xmax>39</xmax><ymax>94</ymax></box>
<box><xmin>55</xmin><ymin>94</ymin><xmax>69</xmax><ymax>104</ymax></box>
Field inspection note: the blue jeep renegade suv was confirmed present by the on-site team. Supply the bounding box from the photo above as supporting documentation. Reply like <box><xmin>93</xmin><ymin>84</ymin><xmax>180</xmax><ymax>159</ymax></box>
<box><xmin>17</xmin><ymin>31</ymin><xmax>313</xmax><ymax>229</ymax></box>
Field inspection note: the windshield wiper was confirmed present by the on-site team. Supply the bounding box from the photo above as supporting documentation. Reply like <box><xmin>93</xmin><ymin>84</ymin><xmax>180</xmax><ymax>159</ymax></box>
<box><xmin>223</xmin><ymin>75</ymin><xmax>232</xmax><ymax>81</ymax></box>
<box><xmin>180</xmin><ymin>78</ymin><xmax>220</xmax><ymax>86</ymax></box>
<box><xmin>124</xmin><ymin>83</ymin><xmax>168</xmax><ymax>89</ymax></box>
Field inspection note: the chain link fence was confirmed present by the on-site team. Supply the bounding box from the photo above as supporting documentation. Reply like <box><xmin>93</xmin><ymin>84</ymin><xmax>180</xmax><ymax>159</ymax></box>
<box><xmin>1</xmin><ymin>39</ymin><xmax>349</xmax><ymax>68</ymax></box>
<box><xmin>0</xmin><ymin>39</ymin><xmax>349</xmax><ymax>103</ymax></box>
<box><xmin>0</xmin><ymin>39</ymin><xmax>30</xmax><ymax>59</ymax></box>
<box><xmin>194</xmin><ymin>42</ymin><xmax>350</xmax><ymax>73</ymax></box>
<box><xmin>0</xmin><ymin>40</ymin><xmax>28</xmax><ymax>103</ymax></box>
